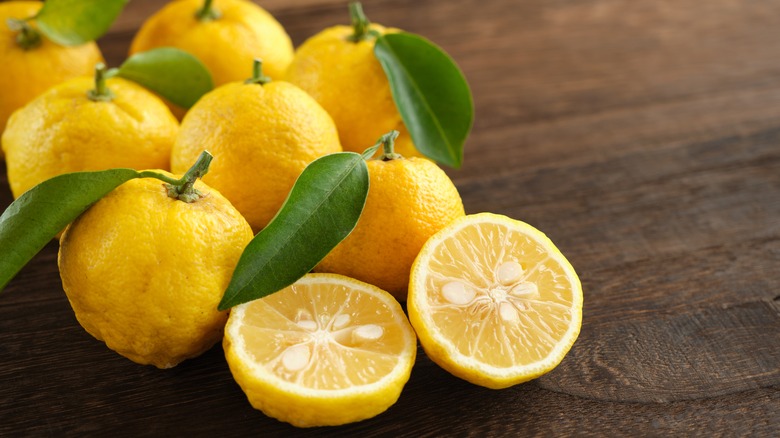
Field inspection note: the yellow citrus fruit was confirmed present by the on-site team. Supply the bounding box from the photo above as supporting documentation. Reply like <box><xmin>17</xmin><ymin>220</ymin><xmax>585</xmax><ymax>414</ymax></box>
<box><xmin>130</xmin><ymin>0</ymin><xmax>293</xmax><ymax>87</ymax></box>
<box><xmin>315</xmin><ymin>138</ymin><xmax>464</xmax><ymax>300</ymax></box>
<box><xmin>59</xmin><ymin>170</ymin><xmax>253</xmax><ymax>368</ymax></box>
<box><xmin>171</xmin><ymin>71</ymin><xmax>341</xmax><ymax>232</ymax></box>
<box><xmin>223</xmin><ymin>273</ymin><xmax>417</xmax><ymax>427</ymax></box>
<box><xmin>1</xmin><ymin>74</ymin><xmax>178</xmax><ymax>199</ymax></box>
<box><xmin>408</xmin><ymin>213</ymin><xmax>583</xmax><ymax>389</ymax></box>
<box><xmin>0</xmin><ymin>1</ymin><xmax>103</xmax><ymax>152</ymax></box>
<box><xmin>285</xmin><ymin>24</ymin><xmax>420</xmax><ymax>158</ymax></box>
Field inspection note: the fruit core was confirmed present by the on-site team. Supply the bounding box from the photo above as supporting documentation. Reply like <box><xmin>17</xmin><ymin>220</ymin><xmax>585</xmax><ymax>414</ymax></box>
<box><xmin>279</xmin><ymin>309</ymin><xmax>387</xmax><ymax>373</ymax></box>
<box><xmin>439</xmin><ymin>260</ymin><xmax>541</xmax><ymax>323</ymax></box>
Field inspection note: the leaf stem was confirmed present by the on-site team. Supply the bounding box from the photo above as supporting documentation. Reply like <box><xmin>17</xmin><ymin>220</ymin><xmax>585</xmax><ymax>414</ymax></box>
<box><xmin>137</xmin><ymin>170</ymin><xmax>180</xmax><ymax>186</ymax></box>
<box><xmin>195</xmin><ymin>0</ymin><xmax>221</xmax><ymax>21</ymax></box>
<box><xmin>6</xmin><ymin>18</ymin><xmax>41</xmax><ymax>50</ymax></box>
<box><xmin>87</xmin><ymin>63</ymin><xmax>115</xmax><ymax>102</ymax></box>
<box><xmin>138</xmin><ymin>151</ymin><xmax>213</xmax><ymax>203</ymax></box>
<box><xmin>347</xmin><ymin>2</ymin><xmax>371</xmax><ymax>42</ymax></box>
<box><xmin>244</xmin><ymin>59</ymin><xmax>272</xmax><ymax>85</ymax></box>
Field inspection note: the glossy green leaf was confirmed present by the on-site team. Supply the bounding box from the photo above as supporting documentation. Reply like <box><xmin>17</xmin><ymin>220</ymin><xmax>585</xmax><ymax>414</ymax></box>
<box><xmin>219</xmin><ymin>152</ymin><xmax>370</xmax><ymax>310</ymax></box>
<box><xmin>374</xmin><ymin>32</ymin><xmax>474</xmax><ymax>168</ymax></box>
<box><xmin>0</xmin><ymin>169</ymin><xmax>139</xmax><ymax>292</ymax></box>
<box><xmin>35</xmin><ymin>0</ymin><xmax>128</xmax><ymax>46</ymax></box>
<box><xmin>116</xmin><ymin>47</ymin><xmax>213</xmax><ymax>109</ymax></box>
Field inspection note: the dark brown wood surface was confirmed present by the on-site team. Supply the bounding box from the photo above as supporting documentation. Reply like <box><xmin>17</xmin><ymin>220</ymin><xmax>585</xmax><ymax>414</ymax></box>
<box><xmin>2</xmin><ymin>0</ymin><xmax>780</xmax><ymax>435</ymax></box>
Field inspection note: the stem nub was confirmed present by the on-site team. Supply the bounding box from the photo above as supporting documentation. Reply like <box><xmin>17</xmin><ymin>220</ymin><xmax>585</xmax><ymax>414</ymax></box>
<box><xmin>347</xmin><ymin>2</ymin><xmax>371</xmax><ymax>42</ymax></box>
<box><xmin>7</xmin><ymin>18</ymin><xmax>41</xmax><ymax>50</ymax></box>
<box><xmin>195</xmin><ymin>0</ymin><xmax>221</xmax><ymax>21</ymax></box>
<box><xmin>87</xmin><ymin>63</ymin><xmax>115</xmax><ymax>102</ymax></box>
<box><xmin>379</xmin><ymin>130</ymin><xmax>402</xmax><ymax>161</ymax></box>
<box><xmin>244</xmin><ymin>59</ymin><xmax>272</xmax><ymax>85</ymax></box>
<box><xmin>161</xmin><ymin>151</ymin><xmax>213</xmax><ymax>203</ymax></box>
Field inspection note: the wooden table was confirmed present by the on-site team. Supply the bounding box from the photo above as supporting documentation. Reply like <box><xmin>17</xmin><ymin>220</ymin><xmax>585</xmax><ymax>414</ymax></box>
<box><xmin>2</xmin><ymin>0</ymin><xmax>779</xmax><ymax>435</ymax></box>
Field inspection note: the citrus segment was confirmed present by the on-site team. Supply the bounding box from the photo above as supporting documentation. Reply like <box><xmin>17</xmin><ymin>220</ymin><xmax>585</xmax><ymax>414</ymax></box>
<box><xmin>408</xmin><ymin>213</ymin><xmax>582</xmax><ymax>389</ymax></box>
<box><xmin>224</xmin><ymin>274</ymin><xmax>416</xmax><ymax>427</ymax></box>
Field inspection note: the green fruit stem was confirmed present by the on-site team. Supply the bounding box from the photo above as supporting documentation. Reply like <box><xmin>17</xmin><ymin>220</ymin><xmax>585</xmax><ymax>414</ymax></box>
<box><xmin>140</xmin><ymin>151</ymin><xmax>213</xmax><ymax>203</ymax></box>
<box><xmin>87</xmin><ymin>63</ymin><xmax>115</xmax><ymax>102</ymax></box>
<box><xmin>7</xmin><ymin>18</ymin><xmax>41</xmax><ymax>50</ymax></box>
<box><xmin>195</xmin><ymin>0</ymin><xmax>221</xmax><ymax>21</ymax></box>
<box><xmin>379</xmin><ymin>130</ymin><xmax>402</xmax><ymax>161</ymax></box>
<box><xmin>347</xmin><ymin>2</ymin><xmax>371</xmax><ymax>42</ymax></box>
<box><xmin>244</xmin><ymin>59</ymin><xmax>271</xmax><ymax>85</ymax></box>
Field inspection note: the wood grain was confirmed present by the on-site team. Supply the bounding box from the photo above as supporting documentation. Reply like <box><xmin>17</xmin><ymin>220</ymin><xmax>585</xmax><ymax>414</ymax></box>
<box><xmin>2</xmin><ymin>0</ymin><xmax>780</xmax><ymax>435</ymax></box>
<box><xmin>539</xmin><ymin>300</ymin><xmax>780</xmax><ymax>402</ymax></box>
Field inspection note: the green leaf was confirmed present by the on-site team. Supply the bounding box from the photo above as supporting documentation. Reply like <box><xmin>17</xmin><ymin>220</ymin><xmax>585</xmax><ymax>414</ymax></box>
<box><xmin>374</xmin><ymin>32</ymin><xmax>474</xmax><ymax>168</ymax></box>
<box><xmin>116</xmin><ymin>47</ymin><xmax>213</xmax><ymax>109</ymax></box>
<box><xmin>35</xmin><ymin>0</ymin><xmax>128</xmax><ymax>46</ymax></box>
<box><xmin>0</xmin><ymin>169</ymin><xmax>139</xmax><ymax>292</ymax></box>
<box><xmin>219</xmin><ymin>153</ymin><xmax>370</xmax><ymax>310</ymax></box>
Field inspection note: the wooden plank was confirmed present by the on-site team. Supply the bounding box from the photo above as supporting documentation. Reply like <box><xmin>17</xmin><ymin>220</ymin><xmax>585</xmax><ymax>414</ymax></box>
<box><xmin>456</xmin><ymin>85</ymin><xmax>780</xmax><ymax>179</ymax></box>
<box><xmin>539</xmin><ymin>300</ymin><xmax>780</xmax><ymax>403</ymax></box>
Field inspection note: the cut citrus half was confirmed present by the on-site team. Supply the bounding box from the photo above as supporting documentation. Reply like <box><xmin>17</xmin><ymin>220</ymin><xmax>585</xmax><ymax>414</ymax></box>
<box><xmin>408</xmin><ymin>213</ymin><xmax>583</xmax><ymax>389</ymax></box>
<box><xmin>223</xmin><ymin>274</ymin><xmax>417</xmax><ymax>427</ymax></box>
